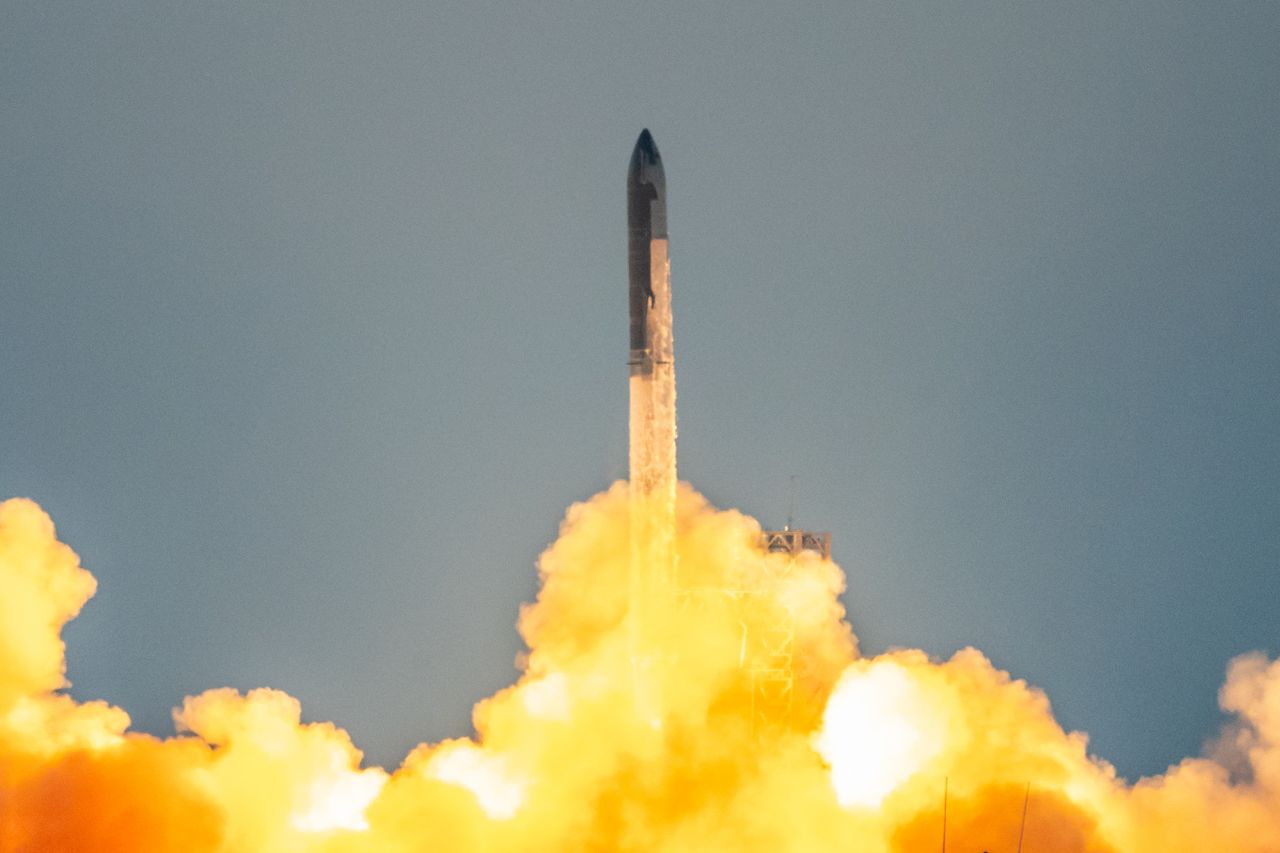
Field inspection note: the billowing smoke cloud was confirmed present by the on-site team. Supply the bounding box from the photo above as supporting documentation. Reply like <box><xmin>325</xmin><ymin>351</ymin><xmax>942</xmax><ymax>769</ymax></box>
<box><xmin>3</xmin><ymin>489</ymin><xmax>1280</xmax><ymax>851</ymax></box>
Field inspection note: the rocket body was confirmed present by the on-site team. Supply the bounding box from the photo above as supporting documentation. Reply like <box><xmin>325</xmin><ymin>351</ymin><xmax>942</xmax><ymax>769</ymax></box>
<box><xmin>627</xmin><ymin>129</ymin><xmax>676</xmax><ymax>505</ymax></box>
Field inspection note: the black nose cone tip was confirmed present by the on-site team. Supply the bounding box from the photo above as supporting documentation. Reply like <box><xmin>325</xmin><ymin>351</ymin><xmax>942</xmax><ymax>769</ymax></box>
<box><xmin>630</xmin><ymin>129</ymin><xmax>663</xmax><ymax>173</ymax></box>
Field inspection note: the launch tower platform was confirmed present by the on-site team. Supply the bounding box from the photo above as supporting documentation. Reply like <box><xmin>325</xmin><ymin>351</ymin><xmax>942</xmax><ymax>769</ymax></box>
<box><xmin>741</xmin><ymin>528</ymin><xmax>832</xmax><ymax>734</ymax></box>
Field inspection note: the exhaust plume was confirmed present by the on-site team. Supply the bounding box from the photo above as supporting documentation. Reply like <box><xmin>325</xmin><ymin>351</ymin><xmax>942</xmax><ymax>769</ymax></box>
<box><xmin>3</xmin><ymin>491</ymin><xmax>1280</xmax><ymax>851</ymax></box>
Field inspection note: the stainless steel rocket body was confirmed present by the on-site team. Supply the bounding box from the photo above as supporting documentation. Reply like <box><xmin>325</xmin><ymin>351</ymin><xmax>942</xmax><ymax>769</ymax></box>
<box><xmin>626</xmin><ymin>129</ymin><xmax>676</xmax><ymax>503</ymax></box>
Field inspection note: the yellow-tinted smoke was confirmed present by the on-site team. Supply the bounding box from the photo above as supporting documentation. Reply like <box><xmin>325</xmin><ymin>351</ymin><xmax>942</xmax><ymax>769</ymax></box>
<box><xmin>3</xmin><ymin>490</ymin><xmax>1280</xmax><ymax>851</ymax></box>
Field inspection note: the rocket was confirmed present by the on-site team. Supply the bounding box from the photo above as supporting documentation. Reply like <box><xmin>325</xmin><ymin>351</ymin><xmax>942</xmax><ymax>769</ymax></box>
<box><xmin>627</xmin><ymin>129</ymin><xmax>676</xmax><ymax>718</ymax></box>
<box><xmin>627</xmin><ymin>129</ymin><xmax>676</xmax><ymax>506</ymax></box>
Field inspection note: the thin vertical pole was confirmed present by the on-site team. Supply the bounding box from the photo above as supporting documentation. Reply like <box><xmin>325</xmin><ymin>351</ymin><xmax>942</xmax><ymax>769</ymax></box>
<box><xmin>941</xmin><ymin>776</ymin><xmax>948</xmax><ymax>853</ymax></box>
<box><xmin>786</xmin><ymin>474</ymin><xmax>796</xmax><ymax>531</ymax></box>
<box><xmin>1016</xmin><ymin>782</ymin><xmax>1031</xmax><ymax>853</ymax></box>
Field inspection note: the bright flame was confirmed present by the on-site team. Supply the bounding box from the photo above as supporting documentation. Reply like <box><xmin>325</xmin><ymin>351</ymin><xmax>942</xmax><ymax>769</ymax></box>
<box><xmin>815</xmin><ymin>660</ymin><xmax>945</xmax><ymax>808</ymax></box>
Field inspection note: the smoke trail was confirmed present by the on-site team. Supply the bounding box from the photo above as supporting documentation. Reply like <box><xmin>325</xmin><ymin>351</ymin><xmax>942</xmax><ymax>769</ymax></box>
<box><xmin>4</xmin><ymin>491</ymin><xmax>1280</xmax><ymax>851</ymax></box>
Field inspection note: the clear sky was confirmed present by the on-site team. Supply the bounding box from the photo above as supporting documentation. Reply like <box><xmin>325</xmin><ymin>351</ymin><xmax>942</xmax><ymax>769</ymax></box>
<box><xmin>3</xmin><ymin>1</ymin><xmax>1277</xmax><ymax>779</ymax></box>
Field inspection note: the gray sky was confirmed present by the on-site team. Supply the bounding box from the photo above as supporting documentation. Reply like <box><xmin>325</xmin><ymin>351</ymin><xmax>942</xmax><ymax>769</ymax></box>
<box><xmin>3</xmin><ymin>2</ymin><xmax>1277</xmax><ymax>779</ymax></box>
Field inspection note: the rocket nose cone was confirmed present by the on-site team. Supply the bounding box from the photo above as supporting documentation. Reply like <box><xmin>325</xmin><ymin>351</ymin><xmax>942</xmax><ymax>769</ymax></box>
<box><xmin>629</xmin><ymin>129</ymin><xmax>662</xmax><ymax>173</ymax></box>
<box><xmin>635</xmin><ymin>129</ymin><xmax>658</xmax><ymax>160</ymax></box>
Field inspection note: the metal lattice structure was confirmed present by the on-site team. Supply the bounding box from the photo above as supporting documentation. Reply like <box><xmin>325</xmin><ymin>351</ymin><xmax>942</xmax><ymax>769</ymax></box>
<box><xmin>676</xmin><ymin>527</ymin><xmax>832</xmax><ymax>734</ymax></box>
<box><xmin>744</xmin><ymin>529</ymin><xmax>832</xmax><ymax>734</ymax></box>
<box><xmin>761</xmin><ymin>529</ymin><xmax>832</xmax><ymax>559</ymax></box>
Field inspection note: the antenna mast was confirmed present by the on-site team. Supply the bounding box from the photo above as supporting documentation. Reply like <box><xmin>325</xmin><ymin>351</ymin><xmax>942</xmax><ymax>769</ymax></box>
<box><xmin>1016</xmin><ymin>782</ymin><xmax>1031</xmax><ymax>852</ymax></box>
<box><xmin>785</xmin><ymin>474</ymin><xmax>796</xmax><ymax>531</ymax></box>
<box><xmin>940</xmin><ymin>776</ymin><xmax>948</xmax><ymax>853</ymax></box>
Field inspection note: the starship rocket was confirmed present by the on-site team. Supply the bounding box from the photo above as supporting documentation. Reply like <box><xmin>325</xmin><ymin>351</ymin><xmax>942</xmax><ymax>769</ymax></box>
<box><xmin>627</xmin><ymin>128</ymin><xmax>676</xmax><ymax>507</ymax></box>
<box><xmin>627</xmin><ymin>129</ymin><xmax>676</xmax><ymax>713</ymax></box>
